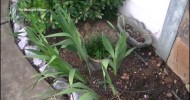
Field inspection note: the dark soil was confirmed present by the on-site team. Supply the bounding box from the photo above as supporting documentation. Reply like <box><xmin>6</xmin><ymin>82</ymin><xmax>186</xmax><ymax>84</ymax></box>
<box><xmin>59</xmin><ymin>20</ymin><xmax>189</xmax><ymax>100</ymax></box>
<box><xmin>125</xmin><ymin>24</ymin><xmax>145</xmax><ymax>43</ymax></box>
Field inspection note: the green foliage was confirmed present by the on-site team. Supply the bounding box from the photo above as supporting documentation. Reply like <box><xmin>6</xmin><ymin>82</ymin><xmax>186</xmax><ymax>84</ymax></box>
<box><xmin>85</xmin><ymin>34</ymin><xmax>109</xmax><ymax>60</ymax></box>
<box><xmin>24</xmin><ymin>25</ymin><xmax>100</xmax><ymax>99</ymax></box>
<box><xmin>15</xmin><ymin>0</ymin><xmax>56</xmax><ymax>33</ymax></box>
<box><xmin>102</xmin><ymin>23</ymin><xmax>135</xmax><ymax>75</ymax></box>
<box><xmin>25</xmin><ymin>25</ymin><xmax>86</xmax><ymax>84</ymax></box>
<box><xmin>45</xmin><ymin>4</ymin><xmax>94</xmax><ymax>73</ymax></box>
<box><xmin>101</xmin><ymin>59</ymin><xmax>117</xmax><ymax>95</ymax></box>
<box><xmin>59</xmin><ymin>0</ymin><xmax>124</xmax><ymax>23</ymax></box>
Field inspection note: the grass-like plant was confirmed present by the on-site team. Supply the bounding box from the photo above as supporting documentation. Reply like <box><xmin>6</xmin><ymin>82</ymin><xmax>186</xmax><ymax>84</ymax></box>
<box><xmin>101</xmin><ymin>59</ymin><xmax>117</xmax><ymax>95</ymax></box>
<box><xmin>85</xmin><ymin>34</ymin><xmax>110</xmax><ymax>60</ymax></box>
<box><xmin>24</xmin><ymin>25</ymin><xmax>99</xmax><ymax>99</ymax></box>
<box><xmin>45</xmin><ymin>3</ymin><xmax>94</xmax><ymax>74</ymax></box>
<box><xmin>102</xmin><ymin>24</ymin><xmax>135</xmax><ymax>75</ymax></box>
<box><xmin>25</xmin><ymin>25</ymin><xmax>86</xmax><ymax>84</ymax></box>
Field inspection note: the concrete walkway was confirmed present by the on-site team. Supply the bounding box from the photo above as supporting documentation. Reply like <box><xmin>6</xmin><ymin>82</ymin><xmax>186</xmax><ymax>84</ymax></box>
<box><xmin>1</xmin><ymin>0</ymin><xmax>61</xmax><ymax>100</ymax></box>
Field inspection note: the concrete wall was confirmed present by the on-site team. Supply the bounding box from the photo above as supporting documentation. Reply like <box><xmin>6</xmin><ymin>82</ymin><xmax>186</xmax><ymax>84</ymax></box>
<box><xmin>119</xmin><ymin>0</ymin><xmax>170</xmax><ymax>45</ymax></box>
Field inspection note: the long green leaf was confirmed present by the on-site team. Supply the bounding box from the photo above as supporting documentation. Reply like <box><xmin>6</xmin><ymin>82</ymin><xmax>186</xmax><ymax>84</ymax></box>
<box><xmin>102</xmin><ymin>35</ymin><xmax>114</xmax><ymax>57</ymax></box>
<box><xmin>124</xmin><ymin>47</ymin><xmax>135</xmax><ymax>58</ymax></box>
<box><xmin>52</xmin><ymin>39</ymin><xmax>73</xmax><ymax>46</ymax></box>
<box><xmin>79</xmin><ymin>92</ymin><xmax>98</xmax><ymax>100</ymax></box>
<box><xmin>71</xmin><ymin>82</ymin><xmax>92</xmax><ymax>91</ymax></box>
<box><xmin>45</xmin><ymin>32</ymin><xmax>71</xmax><ymax>38</ymax></box>
<box><xmin>46</xmin><ymin>55</ymin><xmax>57</xmax><ymax>66</ymax></box>
<box><xmin>69</xmin><ymin>69</ymin><xmax>76</xmax><ymax>85</ymax></box>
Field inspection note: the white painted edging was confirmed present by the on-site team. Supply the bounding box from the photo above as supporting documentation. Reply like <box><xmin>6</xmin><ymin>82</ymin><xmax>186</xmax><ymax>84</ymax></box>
<box><xmin>10</xmin><ymin>1</ymin><xmax>80</xmax><ymax>100</ymax></box>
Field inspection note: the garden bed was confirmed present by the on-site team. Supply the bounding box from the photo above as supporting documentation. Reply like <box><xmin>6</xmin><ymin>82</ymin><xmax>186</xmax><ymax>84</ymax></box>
<box><xmin>58</xmin><ymin>21</ymin><xmax>189</xmax><ymax>100</ymax></box>
<box><xmin>9</xmin><ymin>0</ymin><xmax>189</xmax><ymax>99</ymax></box>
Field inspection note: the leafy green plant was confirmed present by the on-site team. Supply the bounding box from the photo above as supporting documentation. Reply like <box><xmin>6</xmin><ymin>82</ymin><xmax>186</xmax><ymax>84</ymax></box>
<box><xmin>45</xmin><ymin>4</ymin><xmax>94</xmax><ymax>74</ymax></box>
<box><xmin>25</xmin><ymin>25</ymin><xmax>86</xmax><ymax>84</ymax></box>
<box><xmin>85</xmin><ymin>34</ymin><xmax>110</xmax><ymax>60</ymax></box>
<box><xmin>14</xmin><ymin>0</ymin><xmax>56</xmax><ymax>33</ymax></box>
<box><xmin>101</xmin><ymin>59</ymin><xmax>117</xmax><ymax>95</ymax></box>
<box><xmin>102</xmin><ymin>28</ymin><xmax>134</xmax><ymax>75</ymax></box>
<box><xmin>57</xmin><ymin>0</ymin><xmax>124</xmax><ymax>23</ymax></box>
<box><xmin>24</xmin><ymin>25</ymin><xmax>100</xmax><ymax>99</ymax></box>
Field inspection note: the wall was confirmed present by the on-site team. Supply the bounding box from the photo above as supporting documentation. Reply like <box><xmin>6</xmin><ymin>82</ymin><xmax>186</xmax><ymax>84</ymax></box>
<box><xmin>167</xmin><ymin>2</ymin><xmax>189</xmax><ymax>84</ymax></box>
<box><xmin>119</xmin><ymin>0</ymin><xmax>170</xmax><ymax>46</ymax></box>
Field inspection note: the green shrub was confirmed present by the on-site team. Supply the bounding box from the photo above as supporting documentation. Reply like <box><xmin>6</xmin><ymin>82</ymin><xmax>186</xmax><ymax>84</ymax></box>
<box><xmin>14</xmin><ymin>0</ymin><xmax>56</xmax><ymax>33</ymax></box>
<box><xmin>59</xmin><ymin>0</ymin><xmax>125</xmax><ymax>22</ymax></box>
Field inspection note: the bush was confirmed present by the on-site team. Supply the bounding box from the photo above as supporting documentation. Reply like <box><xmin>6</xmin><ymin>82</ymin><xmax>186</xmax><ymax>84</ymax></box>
<box><xmin>14</xmin><ymin>0</ymin><xmax>124</xmax><ymax>33</ymax></box>
<box><xmin>60</xmin><ymin>0</ymin><xmax>125</xmax><ymax>22</ymax></box>
<box><xmin>15</xmin><ymin>0</ymin><xmax>56</xmax><ymax>33</ymax></box>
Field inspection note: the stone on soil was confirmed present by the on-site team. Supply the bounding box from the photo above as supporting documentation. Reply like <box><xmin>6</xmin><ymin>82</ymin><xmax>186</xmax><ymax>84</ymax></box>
<box><xmin>166</xmin><ymin>92</ymin><xmax>172</xmax><ymax>97</ymax></box>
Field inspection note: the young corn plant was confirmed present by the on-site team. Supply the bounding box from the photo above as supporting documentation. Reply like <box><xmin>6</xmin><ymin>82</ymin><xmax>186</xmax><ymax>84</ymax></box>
<box><xmin>25</xmin><ymin>25</ymin><xmax>86</xmax><ymax>84</ymax></box>
<box><xmin>45</xmin><ymin>4</ymin><xmax>93</xmax><ymax>74</ymax></box>
<box><xmin>101</xmin><ymin>59</ymin><xmax>117</xmax><ymax>95</ymax></box>
<box><xmin>102</xmin><ymin>28</ymin><xmax>134</xmax><ymax>75</ymax></box>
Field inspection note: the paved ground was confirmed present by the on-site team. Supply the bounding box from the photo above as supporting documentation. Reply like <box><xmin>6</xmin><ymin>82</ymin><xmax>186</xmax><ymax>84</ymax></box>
<box><xmin>1</xmin><ymin>0</ymin><xmax>61</xmax><ymax>100</ymax></box>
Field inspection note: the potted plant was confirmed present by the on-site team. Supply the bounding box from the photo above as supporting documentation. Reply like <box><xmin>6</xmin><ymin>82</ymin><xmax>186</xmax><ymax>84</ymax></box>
<box><xmin>117</xmin><ymin>15</ymin><xmax>152</xmax><ymax>48</ymax></box>
<box><xmin>85</xmin><ymin>33</ymin><xmax>112</xmax><ymax>70</ymax></box>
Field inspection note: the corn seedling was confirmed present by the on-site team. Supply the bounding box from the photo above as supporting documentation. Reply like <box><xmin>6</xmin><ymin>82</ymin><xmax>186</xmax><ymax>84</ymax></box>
<box><xmin>101</xmin><ymin>59</ymin><xmax>117</xmax><ymax>95</ymax></box>
<box><xmin>45</xmin><ymin>3</ymin><xmax>93</xmax><ymax>74</ymax></box>
<box><xmin>102</xmin><ymin>23</ymin><xmax>134</xmax><ymax>75</ymax></box>
<box><xmin>25</xmin><ymin>26</ymin><xmax>86</xmax><ymax>84</ymax></box>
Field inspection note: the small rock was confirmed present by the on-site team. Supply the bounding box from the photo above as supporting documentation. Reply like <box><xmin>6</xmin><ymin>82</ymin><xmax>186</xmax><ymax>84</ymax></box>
<box><xmin>157</xmin><ymin>63</ymin><xmax>161</xmax><ymax>67</ymax></box>
<box><xmin>161</xmin><ymin>82</ymin><xmax>165</xmax><ymax>84</ymax></box>
<box><xmin>148</xmin><ymin>52</ymin><xmax>152</xmax><ymax>56</ymax></box>
<box><xmin>93</xmin><ymin>80</ymin><xmax>96</xmax><ymax>84</ymax></box>
<box><xmin>174</xmin><ymin>80</ymin><xmax>177</xmax><ymax>84</ymax></box>
<box><xmin>145</xmin><ymin>62</ymin><xmax>148</xmax><ymax>66</ymax></box>
<box><xmin>166</xmin><ymin>92</ymin><xmax>172</xmax><ymax>97</ymax></box>
<box><xmin>121</xmin><ymin>73</ymin><xmax>129</xmax><ymax>80</ymax></box>
<box><xmin>33</xmin><ymin>58</ymin><xmax>43</xmax><ymax>66</ymax></box>
<box><xmin>18</xmin><ymin>37</ymin><xmax>28</xmax><ymax>50</ymax></box>
<box><xmin>24</xmin><ymin>45</ymin><xmax>38</xmax><ymax>56</ymax></box>
<box><xmin>39</xmin><ymin>64</ymin><xmax>48</xmax><ymax>72</ymax></box>
<box><xmin>53</xmin><ymin>78</ymin><xmax>69</xmax><ymax>90</ymax></box>
<box><xmin>13</xmin><ymin>23</ymin><xmax>22</xmax><ymax>32</ymax></box>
